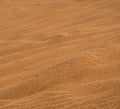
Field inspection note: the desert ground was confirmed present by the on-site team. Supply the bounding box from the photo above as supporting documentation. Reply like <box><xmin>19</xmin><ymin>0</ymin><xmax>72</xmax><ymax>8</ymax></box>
<box><xmin>0</xmin><ymin>0</ymin><xmax>120</xmax><ymax>109</ymax></box>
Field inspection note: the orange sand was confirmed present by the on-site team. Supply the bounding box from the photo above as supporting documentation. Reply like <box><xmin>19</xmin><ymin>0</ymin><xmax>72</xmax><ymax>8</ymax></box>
<box><xmin>0</xmin><ymin>0</ymin><xmax>120</xmax><ymax>109</ymax></box>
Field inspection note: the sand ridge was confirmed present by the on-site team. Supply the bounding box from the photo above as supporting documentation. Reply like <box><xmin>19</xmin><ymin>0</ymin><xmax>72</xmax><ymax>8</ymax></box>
<box><xmin>0</xmin><ymin>0</ymin><xmax>120</xmax><ymax>109</ymax></box>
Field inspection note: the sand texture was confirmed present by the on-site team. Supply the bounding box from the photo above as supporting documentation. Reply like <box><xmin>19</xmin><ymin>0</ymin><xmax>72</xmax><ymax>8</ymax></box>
<box><xmin>0</xmin><ymin>0</ymin><xmax>120</xmax><ymax>109</ymax></box>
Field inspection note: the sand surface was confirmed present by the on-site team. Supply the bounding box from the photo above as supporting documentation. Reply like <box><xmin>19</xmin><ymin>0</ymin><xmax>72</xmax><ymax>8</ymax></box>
<box><xmin>0</xmin><ymin>0</ymin><xmax>120</xmax><ymax>109</ymax></box>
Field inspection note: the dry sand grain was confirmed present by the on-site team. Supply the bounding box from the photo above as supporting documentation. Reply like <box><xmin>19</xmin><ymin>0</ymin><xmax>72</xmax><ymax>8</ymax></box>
<box><xmin>0</xmin><ymin>0</ymin><xmax>120</xmax><ymax>109</ymax></box>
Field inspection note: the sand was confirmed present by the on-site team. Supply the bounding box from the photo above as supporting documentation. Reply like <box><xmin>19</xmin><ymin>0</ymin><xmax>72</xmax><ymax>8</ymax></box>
<box><xmin>0</xmin><ymin>0</ymin><xmax>120</xmax><ymax>109</ymax></box>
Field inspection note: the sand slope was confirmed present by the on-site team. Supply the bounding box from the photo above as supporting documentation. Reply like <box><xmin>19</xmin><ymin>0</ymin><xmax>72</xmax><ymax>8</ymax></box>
<box><xmin>0</xmin><ymin>0</ymin><xmax>120</xmax><ymax>109</ymax></box>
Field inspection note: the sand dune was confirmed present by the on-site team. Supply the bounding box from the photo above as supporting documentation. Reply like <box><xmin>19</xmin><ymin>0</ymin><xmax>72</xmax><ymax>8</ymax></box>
<box><xmin>0</xmin><ymin>0</ymin><xmax>120</xmax><ymax>109</ymax></box>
